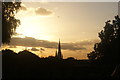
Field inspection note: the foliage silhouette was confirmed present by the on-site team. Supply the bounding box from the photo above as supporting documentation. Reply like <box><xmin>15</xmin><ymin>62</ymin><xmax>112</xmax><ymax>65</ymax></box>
<box><xmin>2</xmin><ymin>2</ymin><xmax>21</xmax><ymax>44</ymax></box>
<box><xmin>87</xmin><ymin>15</ymin><xmax>120</xmax><ymax>64</ymax></box>
<box><xmin>2</xmin><ymin>49</ymin><xmax>115</xmax><ymax>80</ymax></box>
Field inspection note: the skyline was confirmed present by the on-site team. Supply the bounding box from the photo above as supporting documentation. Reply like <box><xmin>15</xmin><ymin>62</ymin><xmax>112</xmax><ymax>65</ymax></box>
<box><xmin>4</xmin><ymin>2</ymin><xmax>118</xmax><ymax>59</ymax></box>
<box><xmin>2</xmin><ymin>1</ymin><xmax>120</xmax><ymax>80</ymax></box>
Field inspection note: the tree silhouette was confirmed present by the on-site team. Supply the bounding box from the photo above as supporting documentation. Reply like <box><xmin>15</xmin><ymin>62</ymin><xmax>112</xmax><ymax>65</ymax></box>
<box><xmin>2</xmin><ymin>2</ymin><xmax>21</xmax><ymax>44</ymax></box>
<box><xmin>87</xmin><ymin>15</ymin><xmax>120</xmax><ymax>64</ymax></box>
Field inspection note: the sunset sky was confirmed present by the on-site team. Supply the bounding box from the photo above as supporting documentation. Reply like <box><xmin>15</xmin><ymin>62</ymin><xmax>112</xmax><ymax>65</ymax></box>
<box><xmin>15</xmin><ymin>2</ymin><xmax>118</xmax><ymax>42</ymax></box>
<box><xmin>4</xmin><ymin>2</ymin><xmax>118</xmax><ymax>59</ymax></box>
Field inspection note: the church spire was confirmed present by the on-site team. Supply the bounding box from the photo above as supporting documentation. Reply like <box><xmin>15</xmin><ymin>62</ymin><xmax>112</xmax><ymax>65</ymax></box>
<box><xmin>58</xmin><ymin>39</ymin><xmax>61</xmax><ymax>53</ymax></box>
<box><xmin>55</xmin><ymin>39</ymin><xmax>63</xmax><ymax>59</ymax></box>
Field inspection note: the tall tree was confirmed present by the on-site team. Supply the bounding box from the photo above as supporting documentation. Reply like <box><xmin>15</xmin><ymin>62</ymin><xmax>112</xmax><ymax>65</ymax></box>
<box><xmin>2</xmin><ymin>2</ymin><xmax>21</xmax><ymax>44</ymax></box>
<box><xmin>87</xmin><ymin>15</ymin><xmax>120</xmax><ymax>64</ymax></box>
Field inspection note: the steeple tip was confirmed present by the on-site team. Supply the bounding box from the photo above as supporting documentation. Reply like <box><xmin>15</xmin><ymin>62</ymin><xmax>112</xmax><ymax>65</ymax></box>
<box><xmin>55</xmin><ymin>38</ymin><xmax>63</xmax><ymax>59</ymax></box>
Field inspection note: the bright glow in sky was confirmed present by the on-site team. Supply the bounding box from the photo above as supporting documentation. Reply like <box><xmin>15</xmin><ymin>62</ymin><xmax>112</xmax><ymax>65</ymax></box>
<box><xmin>10</xmin><ymin>2</ymin><xmax>118</xmax><ymax>59</ymax></box>
<box><xmin>15</xmin><ymin>2</ymin><xmax>118</xmax><ymax>43</ymax></box>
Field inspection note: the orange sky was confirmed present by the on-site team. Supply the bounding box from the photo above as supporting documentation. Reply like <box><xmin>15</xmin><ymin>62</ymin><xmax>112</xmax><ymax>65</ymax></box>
<box><xmin>6</xmin><ymin>2</ymin><xmax>118</xmax><ymax>59</ymax></box>
<box><xmin>15</xmin><ymin>2</ymin><xmax>117</xmax><ymax>42</ymax></box>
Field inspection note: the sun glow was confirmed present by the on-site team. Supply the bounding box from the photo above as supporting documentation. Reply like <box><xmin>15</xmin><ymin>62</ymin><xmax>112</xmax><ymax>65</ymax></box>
<box><xmin>16</xmin><ymin>24</ymin><xmax>54</xmax><ymax>41</ymax></box>
<box><xmin>15</xmin><ymin>10</ymin><xmax>57</xmax><ymax>41</ymax></box>
<box><xmin>14</xmin><ymin>4</ymin><xmax>59</xmax><ymax>41</ymax></box>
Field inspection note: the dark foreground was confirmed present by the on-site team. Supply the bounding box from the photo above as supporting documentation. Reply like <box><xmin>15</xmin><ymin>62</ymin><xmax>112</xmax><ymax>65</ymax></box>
<box><xmin>2</xmin><ymin>49</ymin><xmax>118</xmax><ymax>80</ymax></box>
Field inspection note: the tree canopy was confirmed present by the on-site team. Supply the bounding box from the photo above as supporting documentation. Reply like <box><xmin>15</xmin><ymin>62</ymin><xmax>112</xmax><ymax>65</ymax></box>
<box><xmin>2</xmin><ymin>2</ymin><xmax>21</xmax><ymax>44</ymax></box>
<box><xmin>87</xmin><ymin>15</ymin><xmax>120</xmax><ymax>64</ymax></box>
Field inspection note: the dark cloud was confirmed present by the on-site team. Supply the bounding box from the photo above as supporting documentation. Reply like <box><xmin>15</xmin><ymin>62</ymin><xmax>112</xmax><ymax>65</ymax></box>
<box><xmin>10</xmin><ymin>37</ymin><xmax>99</xmax><ymax>51</ymax></box>
<box><xmin>35</xmin><ymin>7</ymin><xmax>53</xmax><ymax>16</ymax></box>
<box><xmin>40</xmin><ymin>48</ymin><xmax>45</xmax><ymax>51</ymax></box>
<box><xmin>31</xmin><ymin>47</ymin><xmax>39</xmax><ymax>51</ymax></box>
<box><xmin>62</xmin><ymin>43</ymin><xmax>86</xmax><ymax>50</ymax></box>
<box><xmin>75</xmin><ymin>39</ymin><xmax>100</xmax><ymax>46</ymax></box>
<box><xmin>10</xmin><ymin>37</ymin><xmax>57</xmax><ymax>48</ymax></box>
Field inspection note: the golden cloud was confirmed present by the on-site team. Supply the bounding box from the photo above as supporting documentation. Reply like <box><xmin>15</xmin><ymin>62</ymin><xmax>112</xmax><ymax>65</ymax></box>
<box><xmin>35</xmin><ymin>7</ymin><xmax>53</xmax><ymax>16</ymax></box>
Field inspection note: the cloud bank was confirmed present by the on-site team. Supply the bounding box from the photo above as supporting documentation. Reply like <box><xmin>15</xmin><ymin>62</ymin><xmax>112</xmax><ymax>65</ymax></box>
<box><xmin>10</xmin><ymin>37</ymin><xmax>99</xmax><ymax>51</ymax></box>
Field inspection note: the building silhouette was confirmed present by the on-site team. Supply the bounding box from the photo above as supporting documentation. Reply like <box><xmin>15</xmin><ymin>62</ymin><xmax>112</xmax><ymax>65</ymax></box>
<box><xmin>55</xmin><ymin>39</ymin><xmax>63</xmax><ymax>59</ymax></box>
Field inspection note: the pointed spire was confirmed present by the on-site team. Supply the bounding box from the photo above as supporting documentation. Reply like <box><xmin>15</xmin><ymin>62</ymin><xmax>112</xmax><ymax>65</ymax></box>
<box><xmin>58</xmin><ymin>39</ymin><xmax>61</xmax><ymax>52</ymax></box>
<box><xmin>55</xmin><ymin>50</ymin><xmax>58</xmax><ymax>57</ymax></box>
<box><xmin>55</xmin><ymin>39</ymin><xmax>63</xmax><ymax>59</ymax></box>
<box><xmin>57</xmin><ymin>39</ymin><xmax>63</xmax><ymax>59</ymax></box>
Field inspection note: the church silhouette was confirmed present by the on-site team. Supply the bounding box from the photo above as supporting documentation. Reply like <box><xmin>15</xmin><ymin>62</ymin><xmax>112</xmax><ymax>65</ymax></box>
<box><xmin>55</xmin><ymin>39</ymin><xmax>63</xmax><ymax>59</ymax></box>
